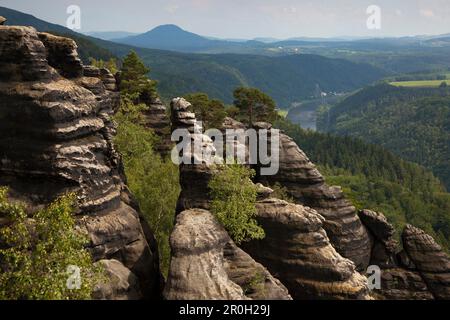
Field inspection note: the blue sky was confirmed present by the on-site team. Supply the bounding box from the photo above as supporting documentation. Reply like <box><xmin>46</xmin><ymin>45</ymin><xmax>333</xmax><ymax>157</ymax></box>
<box><xmin>1</xmin><ymin>0</ymin><xmax>450</xmax><ymax>38</ymax></box>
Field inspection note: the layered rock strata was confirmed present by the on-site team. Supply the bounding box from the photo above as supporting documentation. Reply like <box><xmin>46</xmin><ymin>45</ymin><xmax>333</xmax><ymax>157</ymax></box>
<box><xmin>402</xmin><ymin>225</ymin><xmax>450</xmax><ymax>299</ymax></box>
<box><xmin>0</xmin><ymin>25</ymin><xmax>161</xmax><ymax>299</ymax></box>
<box><xmin>242</xmin><ymin>198</ymin><xmax>371</xmax><ymax>300</ymax></box>
<box><xmin>256</xmin><ymin>125</ymin><xmax>372</xmax><ymax>270</ymax></box>
<box><xmin>163</xmin><ymin>209</ymin><xmax>291</xmax><ymax>300</ymax></box>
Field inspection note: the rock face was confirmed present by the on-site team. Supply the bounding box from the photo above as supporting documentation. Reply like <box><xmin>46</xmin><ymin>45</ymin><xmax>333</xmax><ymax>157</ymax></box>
<box><xmin>242</xmin><ymin>198</ymin><xmax>371</xmax><ymax>300</ymax></box>
<box><xmin>359</xmin><ymin>209</ymin><xmax>397</xmax><ymax>268</ymax></box>
<box><xmin>402</xmin><ymin>225</ymin><xmax>450</xmax><ymax>299</ymax></box>
<box><xmin>142</xmin><ymin>97</ymin><xmax>172</xmax><ymax>156</ymax></box>
<box><xmin>255</xmin><ymin>126</ymin><xmax>372</xmax><ymax>270</ymax></box>
<box><xmin>171</xmin><ymin>98</ymin><xmax>216</xmax><ymax>213</ymax></box>
<box><xmin>0</xmin><ymin>25</ymin><xmax>161</xmax><ymax>299</ymax></box>
<box><xmin>163</xmin><ymin>209</ymin><xmax>291</xmax><ymax>300</ymax></box>
<box><xmin>93</xmin><ymin>259</ymin><xmax>142</xmax><ymax>300</ymax></box>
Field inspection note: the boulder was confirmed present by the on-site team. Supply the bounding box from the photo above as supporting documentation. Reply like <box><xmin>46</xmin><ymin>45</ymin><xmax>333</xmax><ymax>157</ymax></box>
<box><xmin>163</xmin><ymin>209</ymin><xmax>291</xmax><ymax>300</ymax></box>
<box><xmin>402</xmin><ymin>225</ymin><xmax>450</xmax><ymax>299</ymax></box>
<box><xmin>93</xmin><ymin>259</ymin><xmax>142</xmax><ymax>300</ymax></box>
<box><xmin>359</xmin><ymin>209</ymin><xmax>398</xmax><ymax>268</ymax></box>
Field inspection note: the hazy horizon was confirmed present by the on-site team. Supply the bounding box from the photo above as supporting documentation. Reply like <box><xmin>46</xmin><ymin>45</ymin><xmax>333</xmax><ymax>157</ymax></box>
<box><xmin>1</xmin><ymin>0</ymin><xmax>450</xmax><ymax>39</ymax></box>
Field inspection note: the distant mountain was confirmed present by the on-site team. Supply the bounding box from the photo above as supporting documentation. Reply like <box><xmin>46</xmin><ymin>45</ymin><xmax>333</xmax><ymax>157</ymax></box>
<box><xmin>113</xmin><ymin>24</ymin><xmax>239</xmax><ymax>52</ymax></box>
<box><xmin>85</xmin><ymin>31</ymin><xmax>138</xmax><ymax>40</ymax></box>
<box><xmin>0</xmin><ymin>6</ymin><xmax>387</xmax><ymax>107</ymax></box>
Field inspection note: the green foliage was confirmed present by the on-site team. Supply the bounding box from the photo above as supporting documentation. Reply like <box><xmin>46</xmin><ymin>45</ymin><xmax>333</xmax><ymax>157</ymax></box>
<box><xmin>0</xmin><ymin>188</ymin><xmax>103</xmax><ymax>300</ymax></box>
<box><xmin>318</xmin><ymin>84</ymin><xmax>450</xmax><ymax>190</ymax></box>
<box><xmin>225</xmin><ymin>105</ymin><xmax>240</xmax><ymax>119</ymax></box>
<box><xmin>114</xmin><ymin>97</ymin><xmax>179</xmax><ymax>276</ymax></box>
<box><xmin>276</xmin><ymin>118</ymin><xmax>450</xmax><ymax>251</ymax></box>
<box><xmin>89</xmin><ymin>57</ymin><xmax>119</xmax><ymax>74</ymax></box>
<box><xmin>183</xmin><ymin>93</ymin><xmax>227</xmax><ymax>130</ymax></box>
<box><xmin>209</xmin><ymin>164</ymin><xmax>264</xmax><ymax>244</ymax></box>
<box><xmin>270</xmin><ymin>183</ymin><xmax>294</xmax><ymax>202</ymax></box>
<box><xmin>233</xmin><ymin>87</ymin><xmax>279</xmax><ymax>125</ymax></box>
<box><xmin>120</xmin><ymin>50</ymin><xmax>158</xmax><ymax>104</ymax></box>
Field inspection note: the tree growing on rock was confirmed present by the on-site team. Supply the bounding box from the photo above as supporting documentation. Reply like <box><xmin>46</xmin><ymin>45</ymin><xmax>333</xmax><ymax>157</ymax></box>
<box><xmin>120</xmin><ymin>50</ymin><xmax>157</xmax><ymax>104</ymax></box>
<box><xmin>208</xmin><ymin>164</ymin><xmax>265</xmax><ymax>244</ymax></box>
<box><xmin>233</xmin><ymin>87</ymin><xmax>279</xmax><ymax>125</ymax></box>
<box><xmin>184</xmin><ymin>92</ymin><xmax>227</xmax><ymax>130</ymax></box>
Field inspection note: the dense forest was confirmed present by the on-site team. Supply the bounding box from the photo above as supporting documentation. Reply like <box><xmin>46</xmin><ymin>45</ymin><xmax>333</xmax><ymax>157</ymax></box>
<box><xmin>318</xmin><ymin>83</ymin><xmax>450</xmax><ymax>190</ymax></box>
<box><xmin>276</xmin><ymin>119</ymin><xmax>450</xmax><ymax>251</ymax></box>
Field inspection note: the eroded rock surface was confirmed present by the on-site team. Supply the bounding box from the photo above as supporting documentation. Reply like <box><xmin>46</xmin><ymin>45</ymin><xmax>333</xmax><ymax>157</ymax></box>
<box><xmin>257</xmin><ymin>127</ymin><xmax>372</xmax><ymax>270</ymax></box>
<box><xmin>402</xmin><ymin>225</ymin><xmax>450</xmax><ymax>299</ymax></box>
<box><xmin>164</xmin><ymin>209</ymin><xmax>291</xmax><ymax>300</ymax></box>
<box><xmin>242</xmin><ymin>198</ymin><xmax>371</xmax><ymax>300</ymax></box>
<box><xmin>0</xmin><ymin>25</ymin><xmax>161</xmax><ymax>299</ymax></box>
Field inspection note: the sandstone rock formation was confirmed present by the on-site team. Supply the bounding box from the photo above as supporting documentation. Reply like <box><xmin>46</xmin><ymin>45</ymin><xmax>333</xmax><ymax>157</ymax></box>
<box><xmin>93</xmin><ymin>259</ymin><xmax>142</xmax><ymax>300</ymax></box>
<box><xmin>402</xmin><ymin>225</ymin><xmax>450</xmax><ymax>299</ymax></box>
<box><xmin>142</xmin><ymin>97</ymin><xmax>172</xmax><ymax>156</ymax></box>
<box><xmin>359</xmin><ymin>209</ymin><xmax>398</xmax><ymax>268</ymax></box>
<box><xmin>257</xmin><ymin>126</ymin><xmax>372</xmax><ymax>270</ymax></box>
<box><xmin>163</xmin><ymin>209</ymin><xmax>291</xmax><ymax>300</ymax></box>
<box><xmin>242</xmin><ymin>198</ymin><xmax>371</xmax><ymax>300</ymax></box>
<box><xmin>171</xmin><ymin>98</ymin><xmax>217</xmax><ymax>213</ymax></box>
<box><xmin>0</xmin><ymin>25</ymin><xmax>161</xmax><ymax>299</ymax></box>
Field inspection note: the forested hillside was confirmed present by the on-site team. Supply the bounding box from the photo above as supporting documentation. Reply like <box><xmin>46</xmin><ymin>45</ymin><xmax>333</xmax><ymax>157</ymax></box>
<box><xmin>0</xmin><ymin>6</ymin><xmax>386</xmax><ymax>108</ymax></box>
<box><xmin>317</xmin><ymin>84</ymin><xmax>450</xmax><ymax>190</ymax></box>
<box><xmin>276</xmin><ymin>119</ymin><xmax>450</xmax><ymax>251</ymax></box>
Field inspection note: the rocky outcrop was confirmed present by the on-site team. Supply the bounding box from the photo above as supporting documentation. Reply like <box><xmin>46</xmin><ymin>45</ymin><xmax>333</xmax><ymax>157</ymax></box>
<box><xmin>378</xmin><ymin>268</ymin><xmax>433</xmax><ymax>300</ymax></box>
<box><xmin>359</xmin><ymin>209</ymin><xmax>397</xmax><ymax>268</ymax></box>
<box><xmin>242</xmin><ymin>198</ymin><xmax>371</xmax><ymax>300</ymax></box>
<box><xmin>171</xmin><ymin>98</ymin><xmax>216</xmax><ymax>213</ymax></box>
<box><xmin>255</xmin><ymin>125</ymin><xmax>372</xmax><ymax>270</ymax></box>
<box><xmin>142</xmin><ymin>97</ymin><xmax>172</xmax><ymax>156</ymax></box>
<box><xmin>93</xmin><ymin>259</ymin><xmax>142</xmax><ymax>300</ymax></box>
<box><xmin>163</xmin><ymin>209</ymin><xmax>291</xmax><ymax>300</ymax></box>
<box><xmin>0</xmin><ymin>16</ymin><xmax>6</xmax><ymax>25</ymax></box>
<box><xmin>0</xmin><ymin>25</ymin><xmax>161</xmax><ymax>299</ymax></box>
<box><xmin>402</xmin><ymin>225</ymin><xmax>450</xmax><ymax>299</ymax></box>
<box><xmin>169</xmin><ymin>104</ymin><xmax>370</xmax><ymax>300</ymax></box>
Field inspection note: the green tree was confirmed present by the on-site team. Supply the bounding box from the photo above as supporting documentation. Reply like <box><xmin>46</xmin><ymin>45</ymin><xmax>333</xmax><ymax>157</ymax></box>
<box><xmin>208</xmin><ymin>164</ymin><xmax>265</xmax><ymax>244</ymax></box>
<box><xmin>0</xmin><ymin>188</ymin><xmax>103</xmax><ymax>300</ymax></box>
<box><xmin>184</xmin><ymin>93</ymin><xmax>227</xmax><ymax>129</ymax></box>
<box><xmin>233</xmin><ymin>87</ymin><xmax>278</xmax><ymax>125</ymax></box>
<box><xmin>113</xmin><ymin>98</ymin><xmax>180</xmax><ymax>275</ymax></box>
<box><xmin>120</xmin><ymin>50</ymin><xmax>157</xmax><ymax>104</ymax></box>
<box><xmin>89</xmin><ymin>57</ymin><xmax>118</xmax><ymax>74</ymax></box>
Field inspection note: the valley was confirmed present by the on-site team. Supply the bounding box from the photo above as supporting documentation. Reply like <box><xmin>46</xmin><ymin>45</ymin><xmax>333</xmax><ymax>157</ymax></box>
<box><xmin>1</xmin><ymin>1</ymin><xmax>450</xmax><ymax>303</ymax></box>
